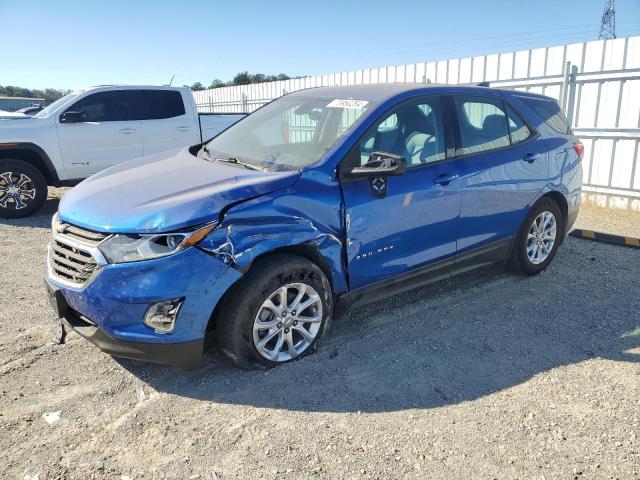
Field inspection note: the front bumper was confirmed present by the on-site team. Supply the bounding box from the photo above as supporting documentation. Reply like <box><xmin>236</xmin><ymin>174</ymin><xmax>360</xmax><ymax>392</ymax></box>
<box><xmin>60</xmin><ymin>301</ymin><xmax>203</xmax><ymax>369</ymax></box>
<box><xmin>46</xmin><ymin>245</ymin><xmax>243</xmax><ymax>368</ymax></box>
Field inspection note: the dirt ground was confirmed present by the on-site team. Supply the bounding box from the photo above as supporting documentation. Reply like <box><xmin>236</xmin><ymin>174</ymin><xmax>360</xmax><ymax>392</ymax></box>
<box><xmin>1</xmin><ymin>190</ymin><xmax>639</xmax><ymax>480</ymax></box>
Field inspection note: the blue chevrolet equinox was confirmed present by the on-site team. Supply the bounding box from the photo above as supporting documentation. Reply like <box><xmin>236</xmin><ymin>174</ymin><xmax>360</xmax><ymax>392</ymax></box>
<box><xmin>45</xmin><ymin>84</ymin><xmax>583</xmax><ymax>369</ymax></box>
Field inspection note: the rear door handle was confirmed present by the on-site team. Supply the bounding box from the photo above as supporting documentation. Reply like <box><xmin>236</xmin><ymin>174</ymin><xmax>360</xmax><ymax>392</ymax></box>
<box><xmin>176</xmin><ymin>126</ymin><xmax>192</xmax><ymax>132</ymax></box>
<box><xmin>119</xmin><ymin>128</ymin><xmax>137</xmax><ymax>135</ymax></box>
<box><xmin>434</xmin><ymin>173</ymin><xmax>459</xmax><ymax>186</ymax></box>
<box><xmin>523</xmin><ymin>152</ymin><xmax>541</xmax><ymax>163</ymax></box>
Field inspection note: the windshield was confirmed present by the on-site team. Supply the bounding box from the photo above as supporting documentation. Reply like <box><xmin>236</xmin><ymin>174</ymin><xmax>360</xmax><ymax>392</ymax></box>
<box><xmin>34</xmin><ymin>91</ymin><xmax>83</xmax><ymax>118</ymax></box>
<box><xmin>203</xmin><ymin>96</ymin><xmax>373</xmax><ymax>171</ymax></box>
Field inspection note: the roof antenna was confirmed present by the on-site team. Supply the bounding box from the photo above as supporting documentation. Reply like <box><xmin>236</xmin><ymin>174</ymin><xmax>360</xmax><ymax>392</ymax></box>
<box><xmin>168</xmin><ymin>74</ymin><xmax>175</xmax><ymax>86</ymax></box>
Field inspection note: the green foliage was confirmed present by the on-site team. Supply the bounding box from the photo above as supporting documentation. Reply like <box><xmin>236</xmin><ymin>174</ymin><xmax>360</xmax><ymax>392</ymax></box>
<box><xmin>191</xmin><ymin>72</ymin><xmax>294</xmax><ymax>91</ymax></box>
<box><xmin>0</xmin><ymin>85</ymin><xmax>68</xmax><ymax>104</ymax></box>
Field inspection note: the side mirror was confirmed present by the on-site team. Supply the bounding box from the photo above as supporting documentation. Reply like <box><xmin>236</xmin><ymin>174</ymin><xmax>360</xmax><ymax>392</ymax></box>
<box><xmin>347</xmin><ymin>151</ymin><xmax>407</xmax><ymax>178</ymax></box>
<box><xmin>60</xmin><ymin>110</ymin><xmax>87</xmax><ymax>124</ymax></box>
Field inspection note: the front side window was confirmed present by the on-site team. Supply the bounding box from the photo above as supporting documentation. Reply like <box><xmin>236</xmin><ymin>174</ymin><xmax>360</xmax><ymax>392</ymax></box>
<box><xmin>358</xmin><ymin>96</ymin><xmax>446</xmax><ymax>167</ymax></box>
<box><xmin>204</xmin><ymin>96</ymin><xmax>372</xmax><ymax>171</ymax></box>
<box><xmin>66</xmin><ymin>91</ymin><xmax>136</xmax><ymax>122</ymax></box>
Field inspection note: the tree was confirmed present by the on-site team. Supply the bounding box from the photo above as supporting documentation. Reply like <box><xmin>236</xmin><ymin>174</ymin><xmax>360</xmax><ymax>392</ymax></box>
<box><xmin>191</xmin><ymin>82</ymin><xmax>205</xmax><ymax>91</ymax></box>
<box><xmin>208</xmin><ymin>79</ymin><xmax>225</xmax><ymax>89</ymax></box>
<box><xmin>232</xmin><ymin>71</ymin><xmax>252</xmax><ymax>85</ymax></box>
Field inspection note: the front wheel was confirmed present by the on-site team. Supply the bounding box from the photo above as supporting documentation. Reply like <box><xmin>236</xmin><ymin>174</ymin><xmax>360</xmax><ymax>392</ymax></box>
<box><xmin>0</xmin><ymin>159</ymin><xmax>47</xmax><ymax>218</ymax></box>
<box><xmin>509</xmin><ymin>197</ymin><xmax>563</xmax><ymax>275</ymax></box>
<box><xmin>216</xmin><ymin>254</ymin><xmax>333</xmax><ymax>369</ymax></box>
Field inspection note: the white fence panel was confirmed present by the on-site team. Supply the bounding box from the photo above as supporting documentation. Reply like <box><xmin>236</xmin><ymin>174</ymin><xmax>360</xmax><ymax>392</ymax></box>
<box><xmin>194</xmin><ymin>36</ymin><xmax>640</xmax><ymax>196</ymax></box>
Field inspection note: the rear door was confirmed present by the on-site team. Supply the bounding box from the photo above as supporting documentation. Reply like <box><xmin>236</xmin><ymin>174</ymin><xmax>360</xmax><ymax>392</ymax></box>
<box><xmin>452</xmin><ymin>94</ymin><xmax>548</xmax><ymax>254</ymax></box>
<box><xmin>340</xmin><ymin>94</ymin><xmax>464</xmax><ymax>289</ymax></box>
<box><xmin>56</xmin><ymin>90</ymin><xmax>143</xmax><ymax>178</ymax></box>
<box><xmin>137</xmin><ymin>90</ymin><xmax>200</xmax><ymax>155</ymax></box>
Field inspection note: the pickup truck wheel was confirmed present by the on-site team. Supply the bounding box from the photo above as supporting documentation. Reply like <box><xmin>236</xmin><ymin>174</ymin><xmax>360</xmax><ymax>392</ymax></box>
<box><xmin>0</xmin><ymin>159</ymin><xmax>47</xmax><ymax>218</ymax></box>
<box><xmin>509</xmin><ymin>197</ymin><xmax>563</xmax><ymax>275</ymax></box>
<box><xmin>216</xmin><ymin>254</ymin><xmax>333</xmax><ymax>369</ymax></box>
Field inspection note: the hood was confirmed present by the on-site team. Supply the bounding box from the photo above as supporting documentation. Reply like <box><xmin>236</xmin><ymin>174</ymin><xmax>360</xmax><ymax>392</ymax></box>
<box><xmin>59</xmin><ymin>148</ymin><xmax>301</xmax><ymax>233</ymax></box>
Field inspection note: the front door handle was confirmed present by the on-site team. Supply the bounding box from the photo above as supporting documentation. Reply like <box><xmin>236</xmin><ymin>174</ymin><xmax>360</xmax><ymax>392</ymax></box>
<box><xmin>523</xmin><ymin>152</ymin><xmax>541</xmax><ymax>163</ymax></box>
<box><xmin>119</xmin><ymin>128</ymin><xmax>137</xmax><ymax>135</ymax></box>
<box><xmin>434</xmin><ymin>173</ymin><xmax>459</xmax><ymax>186</ymax></box>
<box><xmin>175</xmin><ymin>126</ymin><xmax>192</xmax><ymax>132</ymax></box>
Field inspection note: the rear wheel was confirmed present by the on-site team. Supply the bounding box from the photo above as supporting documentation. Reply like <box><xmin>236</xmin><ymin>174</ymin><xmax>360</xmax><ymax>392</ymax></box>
<box><xmin>216</xmin><ymin>254</ymin><xmax>333</xmax><ymax>369</ymax></box>
<box><xmin>509</xmin><ymin>197</ymin><xmax>563</xmax><ymax>275</ymax></box>
<box><xmin>0</xmin><ymin>159</ymin><xmax>47</xmax><ymax>218</ymax></box>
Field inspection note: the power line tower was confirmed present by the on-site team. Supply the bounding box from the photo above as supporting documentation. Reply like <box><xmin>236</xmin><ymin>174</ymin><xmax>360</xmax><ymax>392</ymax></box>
<box><xmin>598</xmin><ymin>0</ymin><xmax>616</xmax><ymax>40</ymax></box>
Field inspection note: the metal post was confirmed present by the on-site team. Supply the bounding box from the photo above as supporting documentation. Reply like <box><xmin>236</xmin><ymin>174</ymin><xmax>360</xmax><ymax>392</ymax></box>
<box><xmin>559</xmin><ymin>61</ymin><xmax>572</xmax><ymax>112</ymax></box>
<box><xmin>242</xmin><ymin>93</ymin><xmax>247</xmax><ymax>113</ymax></box>
<box><xmin>565</xmin><ymin>65</ymin><xmax>579</xmax><ymax>127</ymax></box>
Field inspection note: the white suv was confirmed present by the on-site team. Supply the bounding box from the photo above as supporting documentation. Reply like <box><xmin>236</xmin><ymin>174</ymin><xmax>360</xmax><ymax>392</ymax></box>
<box><xmin>0</xmin><ymin>85</ymin><xmax>244</xmax><ymax>218</ymax></box>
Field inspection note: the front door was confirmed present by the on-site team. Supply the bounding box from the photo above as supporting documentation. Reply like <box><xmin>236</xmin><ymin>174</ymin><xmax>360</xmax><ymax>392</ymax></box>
<box><xmin>56</xmin><ymin>90</ymin><xmax>143</xmax><ymax>178</ymax></box>
<box><xmin>340</xmin><ymin>95</ymin><xmax>463</xmax><ymax>289</ymax></box>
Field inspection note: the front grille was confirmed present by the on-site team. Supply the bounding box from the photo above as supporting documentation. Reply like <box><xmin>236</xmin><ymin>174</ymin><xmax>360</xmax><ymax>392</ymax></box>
<box><xmin>49</xmin><ymin>222</ymin><xmax>109</xmax><ymax>287</ymax></box>
<box><xmin>56</xmin><ymin>221</ymin><xmax>108</xmax><ymax>247</ymax></box>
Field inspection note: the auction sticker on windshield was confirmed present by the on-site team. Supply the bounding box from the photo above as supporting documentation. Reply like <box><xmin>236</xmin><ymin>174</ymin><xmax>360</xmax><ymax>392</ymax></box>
<box><xmin>327</xmin><ymin>99</ymin><xmax>369</xmax><ymax>109</ymax></box>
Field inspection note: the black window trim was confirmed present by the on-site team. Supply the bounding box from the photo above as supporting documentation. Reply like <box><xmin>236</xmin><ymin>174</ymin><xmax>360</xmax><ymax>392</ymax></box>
<box><xmin>449</xmin><ymin>93</ymin><xmax>539</xmax><ymax>161</ymax></box>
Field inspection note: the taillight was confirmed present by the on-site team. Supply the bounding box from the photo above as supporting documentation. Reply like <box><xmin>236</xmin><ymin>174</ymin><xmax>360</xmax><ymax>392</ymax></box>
<box><xmin>573</xmin><ymin>141</ymin><xmax>584</xmax><ymax>160</ymax></box>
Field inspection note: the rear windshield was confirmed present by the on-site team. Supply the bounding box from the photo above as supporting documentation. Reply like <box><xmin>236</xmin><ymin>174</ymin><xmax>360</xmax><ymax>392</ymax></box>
<box><xmin>518</xmin><ymin>96</ymin><xmax>569</xmax><ymax>134</ymax></box>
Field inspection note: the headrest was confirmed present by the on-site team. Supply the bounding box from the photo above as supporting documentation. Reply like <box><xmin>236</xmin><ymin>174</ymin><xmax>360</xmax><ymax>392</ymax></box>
<box><xmin>482</xmin><ymin>114</ymin><xmax>508</xmax><ymax>135</ymax></box>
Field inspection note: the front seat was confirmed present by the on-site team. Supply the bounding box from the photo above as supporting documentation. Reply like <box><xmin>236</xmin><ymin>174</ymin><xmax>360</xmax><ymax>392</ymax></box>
<box><xmin>401</xmin><ymin>108</ymin><xmax>439</xmax><ymax>166</ymax></box>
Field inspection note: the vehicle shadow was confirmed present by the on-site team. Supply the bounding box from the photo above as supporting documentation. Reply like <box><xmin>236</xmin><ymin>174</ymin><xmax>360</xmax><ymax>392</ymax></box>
<box><xmin>118</xmin><ymin>243</ymin><xmax>640</xmax><ymax>413</ymax></box>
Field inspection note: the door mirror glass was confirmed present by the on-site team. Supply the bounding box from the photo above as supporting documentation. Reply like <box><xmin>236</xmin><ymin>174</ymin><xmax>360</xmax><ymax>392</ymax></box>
<box><xmin>348</xmin><ymin>151</ymin><xmax>406</xmax><ymax>178</ymax></box>
<box><xmin>59</xmin><ymin>110</ymin><xmax>87</xmax><ymax>124</ymax></box>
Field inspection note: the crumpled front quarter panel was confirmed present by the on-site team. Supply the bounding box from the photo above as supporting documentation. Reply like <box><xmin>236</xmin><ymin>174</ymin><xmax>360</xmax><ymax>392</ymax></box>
<box><xmin>198</xmin><ymin>173</ymin><xmax>348</xmax><ymax>294</ymax></box>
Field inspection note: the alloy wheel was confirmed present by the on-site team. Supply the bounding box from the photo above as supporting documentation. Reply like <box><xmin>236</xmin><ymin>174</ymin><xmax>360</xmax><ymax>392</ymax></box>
<box><xmin>0</xmin><ymin>171</ymin><xmax>37</xmax><ymax>210</ymax></box>
<box><xmin>252</xmin><ymin>282</ymin><xmax>323</xmax><ymax>362</ymax></box>
<box><xmin>526</xmin><ymin>210</ymin><xmax>557</xmax><ymax>265</ymax></box>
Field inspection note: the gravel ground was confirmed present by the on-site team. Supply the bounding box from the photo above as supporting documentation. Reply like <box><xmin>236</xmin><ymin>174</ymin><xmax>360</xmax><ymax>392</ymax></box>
<box><xmin>1</xmin><ymin>189</ymin><xmax>639</xmax><ymax>480</ymax></box>
<box><xmin>574</xmin><ymin>195</ymin><xmax>640</xmax><ymax>239</ymax></box>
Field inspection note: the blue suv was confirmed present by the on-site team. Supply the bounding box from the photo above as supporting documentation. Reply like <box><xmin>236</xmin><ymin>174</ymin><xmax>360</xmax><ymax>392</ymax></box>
<box><xmin>45</xmin><ymin>84</ymin><xmax>583</xmax><ymax>369</ymax></box>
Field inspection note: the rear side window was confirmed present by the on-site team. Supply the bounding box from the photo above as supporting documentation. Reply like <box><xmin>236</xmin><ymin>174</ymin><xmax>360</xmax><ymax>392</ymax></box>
<box><xmin>454</xmin><ymin>96</ymin><xmax>534</xmax><ymax>155</ymax></box>
<box><xmin>135</xmin><ymin>90</ymin><xmax>185</xmax><ymax>120</ymax></box>
<box><xmin>68</xmin><ymin>91</ymin><xmax>137</xmax><ymax>122</ymax></box>
<box><xmin>454</xmin><ymin>97</ymin><xmax>510</xmax><ymax>155</ymax></box>
<box><xmin>519</xmin><ymin>97</ymin><xmax>569</xmax><ymax>134</ymax></box>
<box><xmin>506</xmin><ymin>104</ymin><xmax>531</xmax><ymax>144</ymax></box>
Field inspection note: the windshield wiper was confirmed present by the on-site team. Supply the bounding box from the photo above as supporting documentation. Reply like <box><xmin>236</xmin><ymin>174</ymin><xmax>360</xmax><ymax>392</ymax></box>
<box><xmin>215</xmin><ymin>156</ymin><xmax>264</xmax><ymax>171</ymax></box>
<box><xmin>199</xmin><ymin>146</ymin><xmax>264</xmax><ymax>171</ymax></box>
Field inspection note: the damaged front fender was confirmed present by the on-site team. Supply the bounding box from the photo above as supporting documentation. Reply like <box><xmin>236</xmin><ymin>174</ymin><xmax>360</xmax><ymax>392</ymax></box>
<box><xmin>198</xmin><ymin>180</ymin><xmax>348</xmax><ymax>295</ymax></box>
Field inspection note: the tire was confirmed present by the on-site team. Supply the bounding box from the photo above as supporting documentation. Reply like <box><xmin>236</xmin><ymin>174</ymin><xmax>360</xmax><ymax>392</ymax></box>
<box><xmin>216</xmin><ymin>254</ymin><xmax>333</xmax><ymax>369</ymax></box>
<box><xmin>509</xmin><ymin>197</ymin><xmax>564</xmax><ymax>276</ymax></box>
<box><xmin>0</xmin><ymin>159</ymin><xmax>47</xmax><ymax>218</ymax></box>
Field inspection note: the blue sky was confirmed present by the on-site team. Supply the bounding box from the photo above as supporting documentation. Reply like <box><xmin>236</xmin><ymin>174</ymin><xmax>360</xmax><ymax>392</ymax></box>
<box><xmin>2</xmin><ymin>0</ymin><xmax>639</xmax><ymax>90</ymax></box>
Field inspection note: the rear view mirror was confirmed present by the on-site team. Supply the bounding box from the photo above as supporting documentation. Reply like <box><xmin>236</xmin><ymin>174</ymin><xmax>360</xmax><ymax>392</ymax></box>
<box><xmin>60</xmin><ymin>110</ymin><xmax>87</xmax><ymax>124</ymax></box>
<box><xmin>347</xmin><ymin>151</ymin><xmax>407</xmax><ymax>178</ymax></box>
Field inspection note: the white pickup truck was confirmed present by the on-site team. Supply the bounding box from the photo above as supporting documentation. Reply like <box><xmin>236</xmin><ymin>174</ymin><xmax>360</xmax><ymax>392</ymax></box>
<box><xmin>0</xmin><ymin>85</ymin><xmax>245</xmax><ymax>218</ymax></box>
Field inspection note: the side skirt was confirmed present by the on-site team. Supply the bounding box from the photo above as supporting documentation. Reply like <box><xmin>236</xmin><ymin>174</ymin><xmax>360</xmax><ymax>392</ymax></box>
<box><xmin>337</xmin><ymin>236</ymin><xmax>514</xmax><ymax>311</ymax></box>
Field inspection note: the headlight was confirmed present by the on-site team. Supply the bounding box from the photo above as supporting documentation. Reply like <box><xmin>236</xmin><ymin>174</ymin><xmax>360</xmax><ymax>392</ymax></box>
<box><xmin>98</xmin><ymin>223</ymin><xmax>216</xmax><ymax>264</ymax></box>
